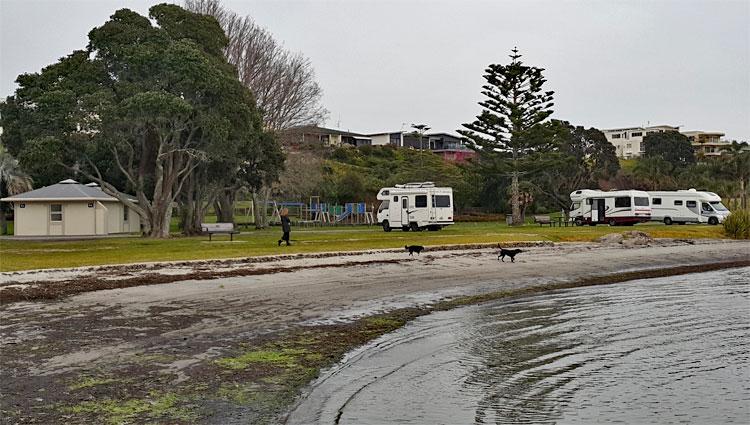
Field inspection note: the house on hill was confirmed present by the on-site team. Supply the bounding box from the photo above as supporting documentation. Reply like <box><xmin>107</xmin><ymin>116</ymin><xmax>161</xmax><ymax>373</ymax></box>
<box><xmin>1</xmin><ymin>179</ymin><xmax>140</xmax><ymax>237</ymax></box>
<box><xmin>281</xmin><ymin>126</ymin><xmax>372</xmax><ymax>148</ymax></box>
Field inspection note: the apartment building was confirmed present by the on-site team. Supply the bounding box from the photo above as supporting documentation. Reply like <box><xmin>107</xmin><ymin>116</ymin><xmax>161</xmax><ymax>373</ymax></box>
<box><xmin>602</xmin><ymin>125</ymin><xmax>680</xmax><ymax>158</ymax></box>
<box><xmin>681</xmin><ymin>131</ymin><xmax>729</xmax><ymax>157</ymax></box>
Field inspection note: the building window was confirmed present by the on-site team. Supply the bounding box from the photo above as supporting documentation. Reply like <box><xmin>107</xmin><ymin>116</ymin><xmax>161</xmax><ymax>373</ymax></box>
<box><xmin>615</xmin><ymin>197</ymin><xmax>631</xmax><ymax>208</ymax></box>
<box><xmin>631</xmin><ymin>132</ymin><xmax>642</xmax><ymax>137</ymax></box>
<box><xmin>611</xmin><ymin>134</ymin><xmax>621</xmax><ymax>139</ymax></box>
<box><xmin>50</xmin><ymin>204</ymin><xmax>63</xmax><ymax>222</ymax></box>
<box><xmin>88</xmin><ymin>202</ymin><xmax>94</xmax><ymax>208</ymax></box>
<box><xmin>626</xmin><ymin>143</ymin><xmax>632</xmax><ymax>148</ymax></box>
<box><xmin>674</xmin><ymin>200</ymin><xmax>683</xmax><ymax>206</ymax></box>
<box><xmin>415</xmin><ymin>195</ymin><xmax>427</xmax><ymax>208</ymax></box>
<box><xmin>124</xmin><ymin>206</ymin><xmax>129</xmax><ymax>222</ymax></box>
<box><xmin>653</xmin><ymin>198</ymin><xmax>662</xmax><ymax>205</ymax></box>
<box><xmin>20</xmin><ymin>203</ymin><xmax>25</xmax><ymax>208</ymax></box>
<box><xmin>622</xmin><ymin>132</ymin><xmax>628</xmax><ymax>139</ymax></box>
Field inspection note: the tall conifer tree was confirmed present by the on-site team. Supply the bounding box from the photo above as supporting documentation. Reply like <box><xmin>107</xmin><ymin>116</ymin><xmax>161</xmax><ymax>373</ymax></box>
<box><xmin>459</xmin><ymin>48</ymin><xmax>554</xmax><ymax>225</ymax></box>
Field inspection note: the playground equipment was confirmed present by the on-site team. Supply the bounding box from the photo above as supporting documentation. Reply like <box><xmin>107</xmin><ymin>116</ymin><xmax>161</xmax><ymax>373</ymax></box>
<box><xmin>287</xmin><ymin>196</ymin><xmax>375</xmax><ymax>226</ymax></box>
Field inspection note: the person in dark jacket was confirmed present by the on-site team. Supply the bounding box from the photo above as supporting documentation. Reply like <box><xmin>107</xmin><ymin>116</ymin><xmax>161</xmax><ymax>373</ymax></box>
<box><xmin>278</xmin><ymin>208</ymin><xmax>291</xmax><ymax>246</ymax></box>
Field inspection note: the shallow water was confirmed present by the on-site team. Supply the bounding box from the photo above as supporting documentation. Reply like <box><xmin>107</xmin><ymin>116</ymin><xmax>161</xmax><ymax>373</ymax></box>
<box><xmin>288</xmin><ymin>267</ymin><xmax>750</xmax><ymax>424</ymax></box>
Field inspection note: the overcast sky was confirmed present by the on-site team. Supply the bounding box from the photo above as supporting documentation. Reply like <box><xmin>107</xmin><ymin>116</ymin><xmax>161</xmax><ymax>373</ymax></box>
<box><xmin>1</xmin><ymin>0</ymin><xmax>749</xmax><ymax>140</ymax></box>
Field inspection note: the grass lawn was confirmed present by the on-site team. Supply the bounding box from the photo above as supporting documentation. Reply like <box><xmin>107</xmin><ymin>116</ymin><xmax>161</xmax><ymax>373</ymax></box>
<box><xmin>0</xmin><ymin>222</ymin><xmax>726</xmax><ymax>272</ymax></box>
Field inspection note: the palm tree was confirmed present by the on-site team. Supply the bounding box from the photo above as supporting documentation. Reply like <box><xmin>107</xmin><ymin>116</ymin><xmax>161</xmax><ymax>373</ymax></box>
<box><xmin>0</xmin><ymin>145</ymin><xmax>33</xmax><ymax>235</ymax></box>
<box><xmin>722</xmin><ymin>141</ymin><xmax>750</xmax><ymax>209</ymax></box>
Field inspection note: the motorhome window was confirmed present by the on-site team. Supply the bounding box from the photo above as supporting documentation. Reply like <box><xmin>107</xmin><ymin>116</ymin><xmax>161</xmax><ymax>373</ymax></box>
<box><xmin>615</xmin><ymin>197</ymin><xmax>631</xmax><ymax>208</ymax></box>
<box><xmin>653</xmin><ymin>198</ymin><xmax>662</xmax><ymax>205</ymax></box>
<box><xmin>634</xmin><ymin>197</ymin><xmax>649</xmax><ymax>206</ymax></box>
<box><xmin>686</xmin><ymin>200</ymin><xmax>697</xmax><ymax>208</ymax></box>
<box><xmin>50</xmin><ymin>204</ymin><xmax>63</xmax><ymax>222</ymax></box>
<box><xmin>382</xmin><ymin>190</ymin><xmax>389</xmax><ymax>196</ymax></box>
<box><xmin>701</xmin><ymin>203</ymin><xmax>712</xmax><ymax>212</ymax></box>
<box><xmin>433</xmin><ymin>195</ymin><xmax>451</xmax><ymax>208</ymax></box>
<box><xmin>393</xmin><ymin>196</ymin><xmax>398</xmax><ymax>202</ymax></box>
<box><xmin>402</xmin><ymin>198</ymin><xmax>408</xmax><ymax>209</ymax></box>
<box><xmin>378</xmin><ymin>200</ymin><xmax>389</xmax><ymax>212</ymax></box>
<box><xmin>415</xmin><ymin>195</ymin><xmax>427</xmax><ymax>208</ymax></box>
<box><xmin>585</xmin><ymin>199</ymin><xmax>592</xmax><ymax>205</ymax></box>
<box><xmin>710</xmin><ymin>201</ymin><xmax>728</xmax><ymax>211</ymax></box>
<box><xmin>674</xmin><ymin>200</ymin><xmax>683</xmax><ymax>206</ymax></box>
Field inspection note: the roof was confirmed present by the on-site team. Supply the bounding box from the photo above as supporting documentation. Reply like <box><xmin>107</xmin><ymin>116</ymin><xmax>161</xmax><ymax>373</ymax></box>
<box><xmin>1</xmin><ymin>179</ymin><xmax>121</xmax><ymax>202</ymax></box>
<box><xmin>286</xmin><ymin>125</ymin><xmax>368</xmax><ymax>137</ymax></box>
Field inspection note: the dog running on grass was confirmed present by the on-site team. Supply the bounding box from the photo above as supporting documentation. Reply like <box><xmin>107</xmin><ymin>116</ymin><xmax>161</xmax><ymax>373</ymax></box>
<box><xmin>405</xmin><ymin>245</ymin><xmax>425</xmax><ymax>256</ymax></box>
<box><xmin>497</xmin><ymin>246</ymin><xmax>523</xmax><ymax>263</ymax></box>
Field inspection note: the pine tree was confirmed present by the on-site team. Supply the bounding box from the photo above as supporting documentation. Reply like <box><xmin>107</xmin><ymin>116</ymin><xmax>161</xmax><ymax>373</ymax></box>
<box><xmin>459</xmin><ymin>48</ymin><xmax>554</xmax><ymax>225</ymax></box>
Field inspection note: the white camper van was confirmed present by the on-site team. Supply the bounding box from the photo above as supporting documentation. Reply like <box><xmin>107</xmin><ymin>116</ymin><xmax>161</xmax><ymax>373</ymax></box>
<box><xmin>648</xmin><ymin>189</ymin><xmax>730</xmax><ymax>225</ymax></box>
<box><xmin>376</xmin><ymin>182</ymin><xmax>454</xmax><ymax>232</ymax></box>
<box><xmin>570</xmin><ymin>189</ymin><xmax>651</xmax><ymax>226</ymax></box>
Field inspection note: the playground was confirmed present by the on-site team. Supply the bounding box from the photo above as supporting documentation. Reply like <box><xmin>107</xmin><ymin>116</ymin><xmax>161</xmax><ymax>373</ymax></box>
<box><xmin>237</xmin><ymin>196</ymin><xmax>377</xmax><ymax>227</ymax></box>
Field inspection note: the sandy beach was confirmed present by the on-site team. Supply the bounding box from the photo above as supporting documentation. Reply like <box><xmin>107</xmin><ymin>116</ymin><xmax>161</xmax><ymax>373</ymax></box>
<box><xmin>1</xmin><ymin>238</ymin><xmax>748</xmax><ymax>423</ymax></box>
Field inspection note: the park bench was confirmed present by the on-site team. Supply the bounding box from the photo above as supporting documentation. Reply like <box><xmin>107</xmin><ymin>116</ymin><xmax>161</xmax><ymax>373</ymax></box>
<box><xmin>201</xmin><ymin>222</ymin><xmax>240</xmax><ymax>241</ymax></box>
<box><xmin>533</xmin><ymin>215</ymin><xmax>553</xmax><ymax>227</ymax></box>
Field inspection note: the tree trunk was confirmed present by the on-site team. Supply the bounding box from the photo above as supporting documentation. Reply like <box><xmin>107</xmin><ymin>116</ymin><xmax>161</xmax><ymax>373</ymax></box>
<box><xmin>214</xmin><ymin>188</ymin><xmax>236</xmax><ymax>223</ymax></box>
<box><xmin>252</xmin><ymin>187</ymin><xmax>271</xmax><ymax>229</ymax></box>
<box><xmin>511</xmin><ymin>170</ymin><xmax>522</xmax><ymax>226</ymax></box>
<box><xmin>741</xmin><ymin>177</ymin><xmax>746</xmax><ymax>210</ymax></box>
<box><xmin>0</xmin><ymin>204</ymin><xmax>7</xmax><ymax>235</ymax></box>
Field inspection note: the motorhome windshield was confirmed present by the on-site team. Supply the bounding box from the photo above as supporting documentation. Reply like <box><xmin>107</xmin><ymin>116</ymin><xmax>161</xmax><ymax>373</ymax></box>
<box><xmin>634</xmin><ymin>197</ymin><xmax>649</xmax><ymax>206</ymax></box>
<box><xmin>710</xmin><ymin>201</ymin><xmax>728</xmax><ymax>211</ymax></box>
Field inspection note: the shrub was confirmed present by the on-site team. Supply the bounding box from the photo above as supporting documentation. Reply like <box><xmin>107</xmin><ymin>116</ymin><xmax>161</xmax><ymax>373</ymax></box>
<box><xmin>723</xmin><ymin>209</ymin><xmax>750</xmax><ymax>239</ymax></box>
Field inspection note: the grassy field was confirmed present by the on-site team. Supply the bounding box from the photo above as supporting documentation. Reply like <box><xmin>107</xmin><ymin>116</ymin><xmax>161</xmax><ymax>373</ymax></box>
<box><xmin>0</xmin><ymin>222</ymin><xmax>726</xmax><ymax>272</ymax></box>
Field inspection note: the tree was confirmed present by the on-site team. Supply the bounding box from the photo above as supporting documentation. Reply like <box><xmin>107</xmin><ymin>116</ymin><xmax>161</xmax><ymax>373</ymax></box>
<box><xmin>533</xmin><ymin>120</ymin><xmax>620</xmax><ymax>216</ymax></box>
<box><xmin>185</xmin><ymin>0</ymin><xmax>325</xmax><ymax>228</ymax></box>
<box><xmin>458</xmin><ymin>48</ymin><xmax>554</xmax><ymax>225</ymax></box>
<box><xmin>642</xmin><ymin>131</ymin><xmax>695</xmax><ymax>168</ymax></box>
<box><xmin>0</xmin><ymin>145</ymin><xmax>33</xmax><ymax>235</ymax></box>
<box><xmin>721</xmin><ymin>141</ymin><xmax>750</xmax><ymax>208</ymax></box>
<box><xmin>0</xmin><ymin>4</ymin><xmax>274</xmax><ymax>237</ymax></box>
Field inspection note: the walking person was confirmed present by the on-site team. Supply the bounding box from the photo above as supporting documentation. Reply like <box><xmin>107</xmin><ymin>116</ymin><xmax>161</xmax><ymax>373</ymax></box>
<box><xmin>278</xmin><ymin>208</ymin><xmax>291</xmax><ymax>246</ymax></box>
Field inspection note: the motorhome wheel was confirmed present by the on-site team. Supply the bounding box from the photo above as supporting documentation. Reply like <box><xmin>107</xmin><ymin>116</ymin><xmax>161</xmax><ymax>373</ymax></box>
<box><xmin>708</xmin><ymin>216</ymin><xmax>718</xmax><ymax>225</ymax></box>
<box><xmin>402</xmin><ymin>226</ymin><xmax>410</xmax><ymax>232</ymax></box>
<box><xmin>410</xmin><ymin>222</ymin><xmax>421</xmax><ymax>232</ymax></box>
<box><xmin>608</xmin><ymin>218</ymin><xmax>617</xmax><ymax>226</ymax></box>
<box><xmin>382</xmin><ymin>220</ymin><xmax>391</xmax><ymax>232</ymax></box>
<box><xmin>663</xmin><ymin>217</ymin><xmax>673</xmax><ymax>225</ymax></box>
<box><xmin>574</xmin><ymin>217</ymin><xmax>584</xmax><ymax>226</ymax></box>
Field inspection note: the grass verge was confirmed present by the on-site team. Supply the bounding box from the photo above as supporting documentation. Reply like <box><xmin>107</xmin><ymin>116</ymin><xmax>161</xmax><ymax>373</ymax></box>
<box><xmin>0</xmin><ymin>222</ymin><xmax>725</xmax><ymax>272</ymax></box>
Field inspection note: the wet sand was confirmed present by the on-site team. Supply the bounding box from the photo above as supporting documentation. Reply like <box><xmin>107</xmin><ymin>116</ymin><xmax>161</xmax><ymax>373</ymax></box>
<box><xmin>1</xmin><ymin>239</ymin><xmax>748</xmax><ymax>423</ymax></box>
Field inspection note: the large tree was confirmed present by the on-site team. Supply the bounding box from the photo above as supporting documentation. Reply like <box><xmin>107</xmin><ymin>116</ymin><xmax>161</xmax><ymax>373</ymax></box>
<box><xmin>458</xmin><ymin>48</ymin><xmax>554</xmax><ymax>225</ymax></box>
<box><xmin>185</xmin><ymin>0</ymin><xmax>325</xmax><ymax>228</ymax></box>
<box><xmin>642</xmin><ymin>130</ymin><xmax>695</xmax><ymax>168</ymax></box>
<box><xmin>534</xmin><ymin>120</ymin><xmax>620</xmax><ymax>216</ymax></box>
<box><xmin>0</xmin><ymin>4</ymin><xmax>276</xmax><ymax>237</ymax></box>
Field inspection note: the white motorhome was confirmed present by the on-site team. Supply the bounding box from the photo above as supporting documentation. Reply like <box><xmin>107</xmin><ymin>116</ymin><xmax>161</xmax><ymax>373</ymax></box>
<box><xmin>648</xmin><ymin>189</ymin><xmax>730</xmax><ymax>225</ymax></box>
<box><xmin>570</xmin><ymin>189</ymin><xmax>651</xmax><ymax>226</ymax></box>
<box><xmin>376</xmin><ymin>182</ymin><xmax>454</xmax><ymax>232</ymax></box>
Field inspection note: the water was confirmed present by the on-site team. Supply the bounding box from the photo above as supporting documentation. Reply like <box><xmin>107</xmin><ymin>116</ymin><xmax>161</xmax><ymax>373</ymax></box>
<box><xmin>288</xmin><ymin>268</ymin><xmax>750</xmax><ymax>424</ymax></box>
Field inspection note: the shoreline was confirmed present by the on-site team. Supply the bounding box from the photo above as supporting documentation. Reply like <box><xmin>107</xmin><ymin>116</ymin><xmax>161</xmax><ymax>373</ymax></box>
<box><xmin>1</xmin><ymin>239</ymin><xmax>748</xmax><ymax>424</ymax></box>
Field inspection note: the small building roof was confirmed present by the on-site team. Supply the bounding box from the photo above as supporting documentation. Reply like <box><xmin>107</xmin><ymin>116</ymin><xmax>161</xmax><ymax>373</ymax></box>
<box><xmin>1</xmin><ymin>179</ymin><xmax>120</xmax><ymax>202</ymax></box>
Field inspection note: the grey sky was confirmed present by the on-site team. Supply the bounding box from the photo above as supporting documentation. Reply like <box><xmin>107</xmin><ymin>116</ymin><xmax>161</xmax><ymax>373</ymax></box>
<box><xmin>2</xmin><ymin>0</ymin><xmax>749</xmax><ymax>140</ymax></box>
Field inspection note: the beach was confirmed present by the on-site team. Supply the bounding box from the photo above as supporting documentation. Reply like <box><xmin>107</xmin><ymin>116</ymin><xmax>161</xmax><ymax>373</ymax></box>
<box><xmin>1</xmin><ymin>238</ymin><xmax>749</xmax><ymax>423</ymax></box>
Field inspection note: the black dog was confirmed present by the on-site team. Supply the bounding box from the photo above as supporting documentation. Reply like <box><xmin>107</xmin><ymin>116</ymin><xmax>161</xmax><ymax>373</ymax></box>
<box><xmin>405</xmin><ymin>245</ymin><xmax>425</xmax><ymax>256</ymax></box>
<box><xmin>498</xmin><ymin>246</ymin><xmax>523</xmax><ymax>263</ymax></box>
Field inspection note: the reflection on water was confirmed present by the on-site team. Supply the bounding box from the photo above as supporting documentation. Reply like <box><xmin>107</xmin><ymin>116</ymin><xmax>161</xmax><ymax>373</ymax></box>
<box><xmin>287</xmin><ymin>268</ymin><xmax>750</xmax><ymax>424</ymax></box>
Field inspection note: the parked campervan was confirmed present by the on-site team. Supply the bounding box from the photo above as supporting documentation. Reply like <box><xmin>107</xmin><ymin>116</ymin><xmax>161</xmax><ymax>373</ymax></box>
<box><xmin>570</xmin><ymin>189</ymin><xmax>651</xmax><ymax>226</ymax></box>
<box><xmin>648</xmin><ymin>189</ymin><xmax>730</xmax><ymax>225</ymax></box>
<box><xmin>376</xmin><ymin>182</ymin><xmax>454</xmax><ymax>232</ymax></box>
